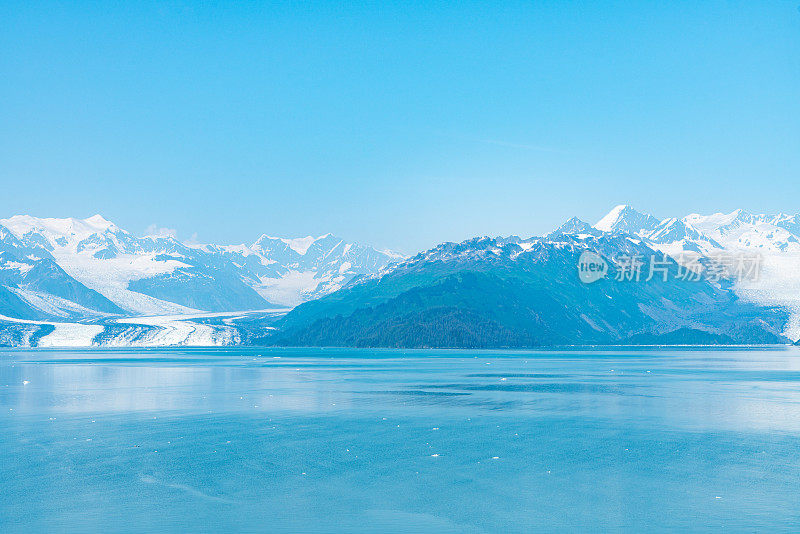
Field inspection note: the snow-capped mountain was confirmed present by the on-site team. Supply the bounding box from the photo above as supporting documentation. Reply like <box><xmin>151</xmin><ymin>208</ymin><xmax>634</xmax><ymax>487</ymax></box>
<box><xmin>683</xmin><ymin>210</ymin><xmax>800</xmax><ymax>253</ymax></box>
<box><xmin>279</xmin><ymin>204</ymin><xmax>800</xmax><ymax>347</ymax></box>
<box><xmin>1</xmin><ymin>214</ymin><xmax>206</xmax><ymax>316</ymax></box>
<box><xmin>278</xmin><ymin>231</ymin><xmax>790</xmax><ymax>348</ymax></box>
<box><xmin>214</xmin><ymin>232</ymin><xmax>403</xmax><ymax>306</ymax></box>
<box><xmin>594</xmin><ymin>204</ymin><xmax>661</xmax><ymax>235</ymax></box>
<box><xmin>0</xmin><ymin>222</ymin><xmax>124</xmax><ymax>322</ymax></box>
<box><xmin>546</xmin><ymin>217</ymin><xmax>601</xmax><ymax>239</ymax></box>
<box><xmin>591</xmin><ymin>205</ymin><xmax>800</xmax><ymax>254</ymax></box>
<box><xmin>0</xmin><ymin>214</ymin><xmax>401</xmax><ymax>346</ymax></box>
<box><xmin>586</xmin><ymin>205</ymin><xmax>800</xmax><ymax>339</ymax></box>
<box><xmin>3</xmin><ymin>206</ymin><xmax>799</xmax><ymax>347</ymax></box>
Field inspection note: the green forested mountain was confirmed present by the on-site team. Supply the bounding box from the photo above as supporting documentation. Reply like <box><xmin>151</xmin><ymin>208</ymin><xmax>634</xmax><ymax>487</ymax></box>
<box><xmin>276</xmin><ymin>234</ymin><xmax>788</xmax><ymax>348</ymax></box>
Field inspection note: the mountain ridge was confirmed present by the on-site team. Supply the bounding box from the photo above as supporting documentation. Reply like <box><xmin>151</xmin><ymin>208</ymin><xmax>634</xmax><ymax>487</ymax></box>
<box><xmin>0</xmin><ymin>214</ymin><xmax>401</xmax><ymax>337</ymax></box>
<box><xmin>276</xmin><ymin>232</ymin><xmax>790</xmax><ymax>347</ymax></box>
<box><xmin>3</xmin><ymin>206</ymin><xmax>800</xmax><ymax>347</ymax></box>
<box><xmin>276</xmin><ymin>204</ymin><xmax>800</xmax><ymax>347</ymax></box>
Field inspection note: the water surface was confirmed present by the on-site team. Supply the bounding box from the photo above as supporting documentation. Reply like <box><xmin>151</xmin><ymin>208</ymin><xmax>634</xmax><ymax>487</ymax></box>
<box><xmin>2</xmin><ymin>347</ymin><xmax>800</xmax><ymax>532</ymax></box>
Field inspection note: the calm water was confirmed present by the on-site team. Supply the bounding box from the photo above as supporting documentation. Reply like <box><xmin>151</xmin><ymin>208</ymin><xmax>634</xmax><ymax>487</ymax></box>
<box><xmin>2</xmin><ymin>347</ymin><xmax>800</xmax><ymax>532</ymax></box>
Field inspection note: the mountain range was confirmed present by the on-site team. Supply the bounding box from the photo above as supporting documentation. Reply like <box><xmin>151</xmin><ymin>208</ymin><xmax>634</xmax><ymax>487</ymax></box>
<box><xmin>2</xmin><ymin>206</ymin><xmax>800</xmax><ymax>347</ymax></box>
<box><xmin>0</xmin><ymin>215</ymin><xmax>400</xmax><ymax>345</ymax></box>
<box><xmin>277</xmin><ymin>205</ymin><xmax>800</xmax><ymax>348</ymax></box>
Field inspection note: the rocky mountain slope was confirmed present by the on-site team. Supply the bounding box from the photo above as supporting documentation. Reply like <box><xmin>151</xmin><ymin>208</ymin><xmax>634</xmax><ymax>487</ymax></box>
<box><xmin>277</xmin><ymin>206</ymin><xmax>800</xmax><ymax>347</ymax></box>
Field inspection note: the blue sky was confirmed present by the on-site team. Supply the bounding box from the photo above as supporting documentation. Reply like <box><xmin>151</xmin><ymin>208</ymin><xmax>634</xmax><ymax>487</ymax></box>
<box><xmin>1</xmin><ymin>1</ymin><xmax>798</xmax><ymax>253</ymax></box>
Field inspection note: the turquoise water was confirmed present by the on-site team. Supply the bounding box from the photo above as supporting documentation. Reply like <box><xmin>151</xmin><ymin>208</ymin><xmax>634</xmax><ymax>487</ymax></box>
<box><xmin>2</xmin><ymin>347</ymin><xmax>800</xmax><ymax>532</ymax></box>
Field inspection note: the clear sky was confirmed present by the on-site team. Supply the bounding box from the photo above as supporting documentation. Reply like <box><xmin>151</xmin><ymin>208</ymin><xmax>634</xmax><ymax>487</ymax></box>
<box><xmin>1</xmin><ymin>1</ymin><xmax>799</xmax><ymax>254</ymax></box>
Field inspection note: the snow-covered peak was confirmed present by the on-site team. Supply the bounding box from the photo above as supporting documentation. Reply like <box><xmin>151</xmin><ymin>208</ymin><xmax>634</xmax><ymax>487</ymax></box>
<box><xmin>84</xmin><ymin>214</ymin><xmax>115</xmax><ymax>231</ymax></box>
<box><xmin>0</xmin><ymin>214</ymin><xmax>121</xmax><ymax>249</ymax></box>
<box><xmin>548</xmin><ymin>217</ymin><xmax>600</xmax><ymax>238</ymax></box>
<box><xmin>252</xmin><ymin>233</ymin><xmax>350</xmax><ymax>256</ymax></box>
<box><xmin>253</xmin><ymin>234</ymin><xmax>325</xmax><ymax>255</ymax></box>
<box><xmin>682</xmin><ymin>210</ymin><xmax>800</xmax><ymax>252</ymax></box>
<box><xmin>594</xmin><ymin>205</ymin><xmax>660</xmax><ymax>235</ymax></box>
<box><xmin>594</xmin><ymin>204</ymin><xmax>627</xmax><ymax>231</ymax></box>
<box><xmin>282</xmin><ymin>235</ymin><xmax>318</xmax><ymax>255</ymax></box>
<box><xmin>685</xmin><ymin>209</ymin><xmax>800</xmax><ymax>231</ymax></box>
<box><xmin>684</xmin><ymin>209</ymin><xmax>752</xmax><ymax>232</ymax></box>
<box><xmin>566</xmin><ymin>205</ymin><xmax>800</xmax><ymax>256</ymax></box>
<box><xmin>647</xmin><ymin>218</ymin><xmax>703</xmax><ymax>243</ymax></box>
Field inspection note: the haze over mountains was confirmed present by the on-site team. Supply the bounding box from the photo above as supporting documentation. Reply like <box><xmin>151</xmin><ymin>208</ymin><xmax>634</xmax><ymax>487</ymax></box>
<box><xmin>2</xmin><ymin>206</ymin><xmax>800</xmax><ymax>347</ymax></box>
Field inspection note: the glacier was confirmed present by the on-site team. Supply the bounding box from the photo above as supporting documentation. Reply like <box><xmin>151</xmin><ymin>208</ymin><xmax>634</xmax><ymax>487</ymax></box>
<box><xmin>2</xmin><ymin>207</ymin><xmax>800</xmax><ymax>347</ymax></box>
<box><xmin>0</xmin><ymin>215</ymin><xmax>400</xmax><ymax>346</ymax></box>
<box><xmin>591</xmin><ymin>205</ymin><xmax>800</xmax><ymax>339</ymax></box>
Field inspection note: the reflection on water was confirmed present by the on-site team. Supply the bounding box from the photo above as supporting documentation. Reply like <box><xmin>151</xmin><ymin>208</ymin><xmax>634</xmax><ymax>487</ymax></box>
<box><xmin>2</xmin><ymin>347</ymin><xmax>800</xmax><ymax>532</ymax></box>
